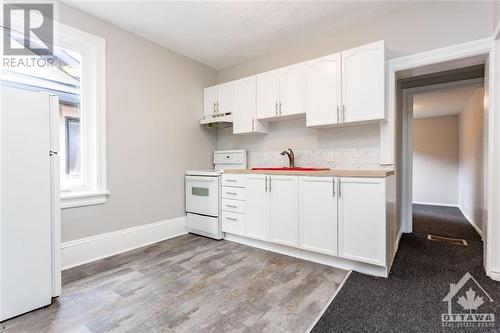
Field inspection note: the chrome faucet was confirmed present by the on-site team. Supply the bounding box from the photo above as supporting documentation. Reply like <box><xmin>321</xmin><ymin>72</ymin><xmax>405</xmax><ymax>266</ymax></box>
<box><xmin>281</xmin><ymin>148</ymin><xmax>295</xmax><ymax>168</ymax></box>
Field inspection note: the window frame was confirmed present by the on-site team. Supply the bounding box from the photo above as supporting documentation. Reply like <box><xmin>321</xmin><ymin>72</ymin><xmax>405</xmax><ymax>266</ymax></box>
<box><xmin>54</xmin><ymin>21</ymin><xmax>108</xmax><ymax>208</ymax></box>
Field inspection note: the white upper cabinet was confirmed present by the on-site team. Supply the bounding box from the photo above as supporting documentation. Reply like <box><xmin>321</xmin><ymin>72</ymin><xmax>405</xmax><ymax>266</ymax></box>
<box><xmin>279</xmin><ymin>62</ymin><xmax>306</xmax><ymax>117</ymax></box>
<box><xmin>299</xmin><ymin>177</ymin><xmax>338</xmax><ymax>256</ymax></box>
<box><xmin>338</xmin><ymin>177</ymin><xmax>386</xmax><ymax>266</ymax></box>
<box><xmin>306</xmin><ymin>53</ymin><xmax>342</xmax><ymax>127</ymax></box>
<box><xmin>233</xmin><ymin>76</ymin><xmax>268</xmax><ymax>135</ymax></box>
<box><xmin>256</xmin><ymin>69</ymin><xmax>280</xmax><ymax>119</ymax></box>
<box><xmin>341</xmin><ymin>40</ymin><xmax>385</xmax><ymax>123</ymax></box>
<box><xmin>217</xmin><ymin>82</ymin><xmax>234</xmax><ymax>115</ymax></box>
<box><xmin>203</xmin><ymin>86</ymin><xmax>218</xmax><ymax>118</ymax></box>
<box><xmin>269</xmin><ymin>175</ymin><xmax>299</xmax><ymax>247</ymax></box>
<box><xmin>203</xmin><ymin>82</ymin><xmax>234</xmax><ymax>118</ymax></box>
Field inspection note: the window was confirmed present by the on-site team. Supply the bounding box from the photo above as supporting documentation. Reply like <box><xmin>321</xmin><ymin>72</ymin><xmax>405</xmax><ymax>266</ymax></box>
<box><xmin>1</xmin><ymin>20</ymin><xmax>108</xmax><ymax>208</ymax></box>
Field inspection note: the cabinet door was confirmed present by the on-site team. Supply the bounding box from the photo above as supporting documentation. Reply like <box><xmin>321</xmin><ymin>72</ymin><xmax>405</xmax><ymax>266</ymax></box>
<box><xmin>341</xmin><ymin>40</ymin><xmax>385</xmax><ymax>123</ymax></box>
<box><xmin>203</xmin><ymin>86</ymin><xmax>218</xmax><ymax>118</ymax></box>
<box><xmin>232</xmin><ymin>76</ymin><xmax>268</xmax><ymax>135</ymax></box>
<box><xmin>269</xmin><ymin>176</ymin><xmax>299</xmax><ymax>247</ymax></box>
<box><xmin>256</xmin><ymin>69</ymin><xmax>280</xmax><ymax>119</ymax></box>
<box><xmin>279</xmin><ymin>62</ymin><xmax>306</xmax><ymax>117</ymax></box>
<box><xmin>306</xmin><ymin>54</ymin><xmax>342</xmax><ymax>127</ymax></box>
<box><xmin>233</xmin><ymin>77</ymin><xmax>255</xmax><ymax>134</ymax></box>
<box><xmin>217</xmin><ymin>82</ymin><xmax>234</xmax><ymax>115</ymax></box>
<box><xmin>299</xmin><ymin>177</ymin><xmax>337</xmax><ymax>255</ymax></box>
<box><xmin>338</xmin><ymin>177</ymin><xmax>386</xmax><ymax>266</ymax></box>
<box><xmin>245</xmin><ymin>175</ymin><xmax>269</xmax><ymax>241</ymax></box>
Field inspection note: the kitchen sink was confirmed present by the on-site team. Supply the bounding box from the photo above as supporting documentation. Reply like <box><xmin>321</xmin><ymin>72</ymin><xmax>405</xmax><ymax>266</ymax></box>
<box><xmin>251</xmin><ymin>167</ymin><xmax>330</xmax><ymax>171</ymax></box>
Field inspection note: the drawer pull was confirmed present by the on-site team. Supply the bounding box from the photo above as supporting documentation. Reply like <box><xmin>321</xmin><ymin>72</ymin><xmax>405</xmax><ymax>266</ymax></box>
<box><xmin>225</xmin><ymin>179</ymin><xmax>237</xmax><ymax>182</ymax></box>
<box><xmin>225</xmin><ymin>192</ymin><xmax>237</xmax><ymax>195</ymax></box>
<box><xmin>225</xmin><ymin>217</ymin><xmax>238</xmax><ymax>221</ymax></box>
<box><xmin>225</xmin><ymin>205</ymin><xmax>237</xmax><ymax>208</ymax></box>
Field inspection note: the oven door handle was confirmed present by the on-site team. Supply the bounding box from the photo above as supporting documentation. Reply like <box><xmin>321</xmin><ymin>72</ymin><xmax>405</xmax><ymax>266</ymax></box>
<box><xmin>186</xmin><ymin>175</ymin><xmax>219</xmax><ymax>183</ymax></box>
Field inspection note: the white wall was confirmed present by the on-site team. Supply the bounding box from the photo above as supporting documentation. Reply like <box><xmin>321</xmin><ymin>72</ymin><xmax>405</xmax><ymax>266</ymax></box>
<box><xmin>458</xmin><ymin>88</ymin><xmax>484</xmax><ymax>230</ymax></box>
<box><xmin>412</xmin><ymin>115</ymin><xmax>459</xmax><ymax>206</ymax></box>
<box><xmin>58</xmin><ymin>4</ymin><xmax>218</xmax><ymax>242</ymax></box>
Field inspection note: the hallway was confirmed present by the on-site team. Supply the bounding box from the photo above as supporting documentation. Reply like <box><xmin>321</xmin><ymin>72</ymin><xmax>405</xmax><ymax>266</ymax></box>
<box><xmin>312</xmin><ymin>204</ymin><xmax>499</xmax><ymax>332</ymax></box>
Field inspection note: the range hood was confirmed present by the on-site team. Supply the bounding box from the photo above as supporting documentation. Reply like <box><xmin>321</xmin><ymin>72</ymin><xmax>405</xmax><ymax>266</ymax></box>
<box><xmin>200</xmin><ymin>113</ymin><xmax>233</xmax><ymax>128</ymax></box>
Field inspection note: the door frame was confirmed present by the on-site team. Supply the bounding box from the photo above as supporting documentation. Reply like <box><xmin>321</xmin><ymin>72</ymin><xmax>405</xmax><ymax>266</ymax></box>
<box><xmin>386</xmin><ymin>37</ymin><xmax>497</xmax><ymax>278</ymax></box>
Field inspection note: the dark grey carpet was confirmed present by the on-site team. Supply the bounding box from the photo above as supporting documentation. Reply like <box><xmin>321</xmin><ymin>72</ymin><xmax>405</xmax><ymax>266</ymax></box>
<box><xmin>312</xmin><ymin>204</ymin><xmax>500</xmax><ymax>333</ymax></box>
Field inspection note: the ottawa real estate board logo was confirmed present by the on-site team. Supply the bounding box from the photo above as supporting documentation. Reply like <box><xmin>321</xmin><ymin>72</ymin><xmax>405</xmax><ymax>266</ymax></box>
<box><xmin>442</xmin><ymin>272</ymin><xmax>495</xmax><ymax>328</ymax></box>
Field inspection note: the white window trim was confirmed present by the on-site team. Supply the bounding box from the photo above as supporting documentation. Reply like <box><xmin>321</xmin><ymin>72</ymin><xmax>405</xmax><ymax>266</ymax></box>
<box><xmin>53</xmin><ymin>21</ymin><xmax>109</xmax><ymax>209</ymax></box>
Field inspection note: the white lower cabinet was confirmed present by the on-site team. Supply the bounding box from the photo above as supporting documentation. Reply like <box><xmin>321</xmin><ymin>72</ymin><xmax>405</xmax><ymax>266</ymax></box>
<box><xmin>245</xmin><ymin>175</ymin><xmax>270</xmax><ymax>240</ymax></box>
<box><xmin>299</xmin><ymin>177</ymin><xmax>338</xmax><ymax>256</ymax></box>
<box><xmin>224</xmin><ymin>173</ymin><xmax>392</xmax><ymax>272</ymax></box>
<box><xmin>269</xmin><ymin>176</ymin><xmax>299</xmax><ymax>247</ymax></box>
<box><xmin>338</xmin><ymin>177</ymin><xmax>386</xmax><ymax>266</ymax></box>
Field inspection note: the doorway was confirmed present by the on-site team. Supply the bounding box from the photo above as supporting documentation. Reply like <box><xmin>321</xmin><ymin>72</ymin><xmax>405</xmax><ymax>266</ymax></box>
<box><xmin>396</xmin><ymin>57</ymin><xmax>491</xmax><ymax>270</ymax></box>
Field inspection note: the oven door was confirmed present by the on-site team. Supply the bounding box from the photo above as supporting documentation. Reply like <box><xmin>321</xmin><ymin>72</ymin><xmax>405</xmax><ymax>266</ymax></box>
<box><xmin>185</xmin><ymin>175</ymin><xmax>219</xmax><ymax>217</ymax></box>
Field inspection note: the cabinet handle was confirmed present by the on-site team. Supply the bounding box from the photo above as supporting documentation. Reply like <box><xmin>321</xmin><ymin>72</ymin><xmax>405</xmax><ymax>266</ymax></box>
<box><xmin>337</xmin><ymin>106</ymin><xmax>340</xmax><ymax>123</ymax></box>
<box><xmin>217</xmin><ymin>102</ymin><xmax>220</xmax><ymax>114</ymax></box>
<box><xmin>226</xmin><ymin>192</ymin><xmax>237</xmax><ymax>195</ymax></box>
<box><xmin>225</xmin><ymin>179</ymin><xmax>237</xmax><ymax>182</ymax></box>
<box><xmin>269</xmin><ymin>177</ymin><xmax>272</xmax><ymax>192</ymax></box>
<box><xmin>225</xmin><ymin>204</ymin><xmax>237</xmax><ymax>208</ymax></box>
<box><xmin>279</xmin><ymin>101</ymin><xmax>282</xmax><ymax>116</ymax></box>
<box><xmin>265</xmin><ymin>176</ymin><xmax>268</xmax><ymax>192</ymax></box>
<box><xmin>338</xmin><ymin>179</ymin><xmax>342</xmax><ymax>197</ymax></box>
<box><xmin>226</xmin><ymin>217</ymin><xmax>238</xmax><ymax>221</ymax></box>
<box><xmin>213</xmin><ymin>102</ymin><xmax>216</xmax><ymax>114</ymax></box>
<box><xmin>342</xmin><ymin>105</ymin><xmax>346</xmax><ymax>123</ymax></box>
<box><xmin>275</xmin><ymin>101</ymin><xmax>278</xmax><ymax>116</ymax></box>
<box><xmin>333</xmin><ymin>178</ymin><xmax>336</xmax><ymax>197</ymax></box>
<box><xmin>252</xmin><ymin>118</ymin><xmax>255</xmax><ymax>131</ymax></box>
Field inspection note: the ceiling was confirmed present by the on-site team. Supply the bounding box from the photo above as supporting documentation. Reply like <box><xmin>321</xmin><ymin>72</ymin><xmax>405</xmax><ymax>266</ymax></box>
<box><xmin>413</xmin><ymin>87</ymin><xmax>481</xmax><ymax>119</ymax></box>
<box><xmin>63</xmin><ymin>1</ymin><xmax>415</xmax><ymax>70</ymax></box>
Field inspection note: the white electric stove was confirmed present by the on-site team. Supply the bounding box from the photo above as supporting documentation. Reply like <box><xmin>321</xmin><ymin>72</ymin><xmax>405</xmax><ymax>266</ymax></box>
<box><xmin>185</xmin><ymin>150</ymin><xmax>246</xmax><ymax>239</ymax></box>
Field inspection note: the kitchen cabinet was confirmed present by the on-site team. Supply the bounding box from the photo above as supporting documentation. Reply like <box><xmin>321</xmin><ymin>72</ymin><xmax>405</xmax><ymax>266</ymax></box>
<box><xmin>338</xmin><ymin>177</ymin><xmax>386</xmax><ymax>266</ymax></box>
<box><xmin>232</xmin><ymin>76</ymin><xmax>268</xmax><ymax>134</ymax></box>
<box><xmin>203</xmin><ymin>86</ymin><xmax>218</xmax><ymax>118</ymax></box>
<box><xmin>306</xmin><ymin>40</ymin><xmax>385</xmax><ymax>127</ymax></box>
<box><xmin>203</xmin><ymin>83</ymin><xmax>234</xmax><ymax>118</ymax></box>
<box><xmin>256</xmin><ymin>69</ymin><xmax>280</xmax><ymax>119</ymax></box>
<box><xmin>245</xmin><ymin>174</ymin><xmax>269</xmax><ymax>241</ymax></box>
<box><xmin>299</xmin><ymin>176</ymin><xmax>338</xmax><ymax>256</ymax></box>
<box><xmin>279</xmin><ymin>62</ymin><xmax>306</xmax><ymax>117</ymax></box>
<box><xmin>256</xmin><ymin>63</ymin><xmax>305</xmax><ymax>120</ymax></box>
<box><xmin>269</xmin><ymin>175</ymin><xmax>299</xmax><ymax>247</ymax></box>
<box><xmin>341</xmin><ymin>40</ymin><xmax>385</xmax><ymax>123</ymax></box>
<box><xmin>306</xmin><ymin>54</ymin><xmax>342</xmax><ymax>127</ymax></box>
<box><xmin>217</xmin><ymin>82</ymin><xmax>234</xmax><ymax>115</ymax></box>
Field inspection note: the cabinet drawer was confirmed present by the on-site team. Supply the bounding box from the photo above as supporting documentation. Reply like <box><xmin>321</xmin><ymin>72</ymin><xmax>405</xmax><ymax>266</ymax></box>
<box><xmin>222</xmin><ymin>198</ymin><xmax>245</xmax><ymax>214</ymax></box>
<box><xmin>222</xmin><ymin>211</ymin><xmax>245</xmax><ymax>236</ymax></box>
<box><xmin>222</xmin><ymin>174</ymin><xmax>246</xmax><ymax>187</ymax></box>
<box><xmin>221</xmin><ymin>186</ymin><xmax>245</xmax><ymax>200</ymax></box>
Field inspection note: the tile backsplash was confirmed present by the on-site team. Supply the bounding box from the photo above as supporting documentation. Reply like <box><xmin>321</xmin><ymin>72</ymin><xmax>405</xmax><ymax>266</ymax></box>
<box><xmin>248</xmin><ymin>148</ymin><xmax>387</xmax><ymax>170</ymax></box>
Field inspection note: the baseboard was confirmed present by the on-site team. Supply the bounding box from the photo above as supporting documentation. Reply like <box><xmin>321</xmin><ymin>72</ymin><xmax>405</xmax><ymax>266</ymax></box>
<box><xmin>412</xmin><ymin>201</ymin><xmax>458</xmax><ymax>208</ymax></box>
<box><xmin>61</xmin><ymin>216</ymin><xmax>187</xmax><ymax>270</ymax></box>
<box><xmin>224</xmin><ymin>234</ymin><xmax>388</xmax><ymax>278</ymax></box>
<box><xmin>457</xmin><ymin>206</ymin><xmax>483</xmax><ymax>238</ymax></box>
<box><xmin>489</xmin><ymin>269</ymin><xmax>500</xmax><ymax>282</ymax></box>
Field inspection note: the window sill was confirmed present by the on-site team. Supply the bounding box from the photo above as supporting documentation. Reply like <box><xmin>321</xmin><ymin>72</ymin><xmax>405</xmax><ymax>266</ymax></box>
<box><xmin>61</xmin><ymin>190</ymin><xmax>110</xmax><ymax>209</ymax></box>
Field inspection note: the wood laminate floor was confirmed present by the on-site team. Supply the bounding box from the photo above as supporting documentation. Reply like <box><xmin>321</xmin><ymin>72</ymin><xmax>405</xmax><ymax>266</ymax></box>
<box><xmin>2</xmin><ymin>234</ymin><xmax>348</xmax><ymax>333</ymax></box>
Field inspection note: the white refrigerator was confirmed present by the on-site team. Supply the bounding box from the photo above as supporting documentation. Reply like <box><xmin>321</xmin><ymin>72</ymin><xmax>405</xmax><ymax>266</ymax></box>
<box><xmin>0</xmin><ymin>87</ymin><xmax>61</xmax><ymax>321</ymax></box>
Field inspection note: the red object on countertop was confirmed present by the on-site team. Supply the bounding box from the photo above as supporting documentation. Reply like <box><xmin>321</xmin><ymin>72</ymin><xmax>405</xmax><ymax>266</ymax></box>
<box><xmin>251</xmin><ymin>167</ymin><xmax>330</xmax><ymax>171</ymax></box>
